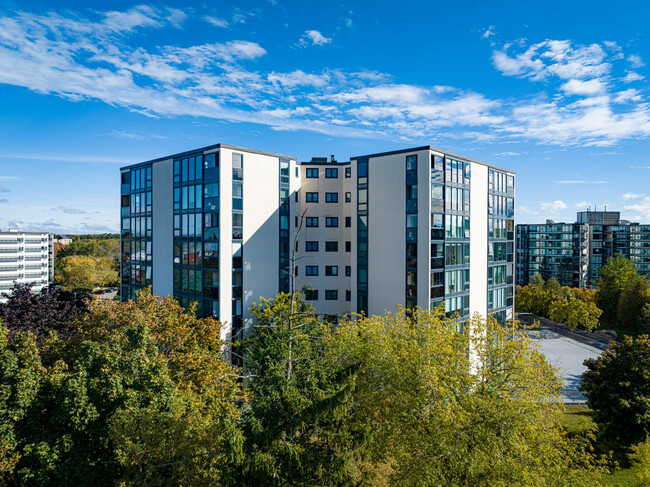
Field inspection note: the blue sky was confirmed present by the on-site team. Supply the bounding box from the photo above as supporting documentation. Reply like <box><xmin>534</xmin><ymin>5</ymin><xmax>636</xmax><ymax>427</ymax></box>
<box><xmin>1</xmin><ymin>0</ymin><xmax>650</xmax><ymax>233</ymax></box>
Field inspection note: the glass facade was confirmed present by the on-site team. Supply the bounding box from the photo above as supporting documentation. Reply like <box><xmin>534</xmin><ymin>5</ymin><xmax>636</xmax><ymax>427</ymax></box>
<box><xmin>405</xmin><ymin>154</ymin><xmax>418</xmax><ymax>309</ymax></box>
<box><xmin>487</xmin><ymin>169</ymin><xmax>515</xmax><ymax>322</ymax></box>
<box><xmin>120</xmin><ymin>165</ymin><xmax>152</xmax><ymax>300</ymax></box>
<box><xmin>443</xmin><ymin>157</ymin><xmax>471</xmax><ymax>318</ymax></box>
<box><xmin>357</xmin><ymin>157</ymin><xmax>368</xmax><ymax>315</ymax></box>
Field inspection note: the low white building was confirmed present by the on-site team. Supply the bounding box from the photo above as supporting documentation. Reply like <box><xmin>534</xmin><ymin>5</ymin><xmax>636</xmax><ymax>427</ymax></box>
<box><xmin>0</xmin><ymin>231</ymin><xmax>53</xmax><ymax>303</ymax></box>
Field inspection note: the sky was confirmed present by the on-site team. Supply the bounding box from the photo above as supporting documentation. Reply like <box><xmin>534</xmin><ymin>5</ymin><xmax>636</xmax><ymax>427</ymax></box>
<box><xmin>0</xmin><ymin>0</ymin><xmax>650</xmax><ymax>233</ymax></box>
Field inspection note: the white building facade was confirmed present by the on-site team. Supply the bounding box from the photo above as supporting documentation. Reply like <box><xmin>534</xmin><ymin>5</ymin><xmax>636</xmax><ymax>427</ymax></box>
<box><xmin>120</xmin><ymin>143</ymin><xmax>515</xmax><ymax>339</ymax></box>
<box><xmin>0</xmin><ymin>231</ymin><xmax>53</xmax><ymax>303</ymax></box>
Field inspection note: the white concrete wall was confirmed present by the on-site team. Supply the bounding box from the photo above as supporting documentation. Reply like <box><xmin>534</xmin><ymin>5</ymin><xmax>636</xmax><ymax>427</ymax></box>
<box><xmin>152</xmin><ymin>159</ymin><xmax>173</xmax><ymax>298</ymax></box>
<box><xmin>469</xmin><ymin>163</ymin><xmax>488</xmax><ymax>319</ymax></box>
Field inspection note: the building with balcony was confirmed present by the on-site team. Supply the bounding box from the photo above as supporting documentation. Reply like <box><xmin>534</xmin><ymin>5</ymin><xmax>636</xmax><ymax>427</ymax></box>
<box><xmin>0</xmin><ymin>231</ymin><xmax>53</xmax><ymax>302</ymax></box>
<box><xmin>516</xmin><ymin>211</ymin><xmax>650</xmax><ymax>287</ymax></box>
<box><xmin>120</xmin><ymin>143</ymin><xmax>516</xmax><ymax>339</ymax></box>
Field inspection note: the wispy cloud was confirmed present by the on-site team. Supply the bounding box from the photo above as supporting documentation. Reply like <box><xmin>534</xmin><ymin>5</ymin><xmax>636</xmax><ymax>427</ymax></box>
<box><xmin>482</xmin><ymin>25</ymin><xmax>495</xmax><ymax>39</ymax></box>
<box><xmin>539</xmin><ymin>200</ymin><xmax>568</xmax><ymax>212</ymax></box>
<box><xmin>493</xmin><ymin>151</ymin><xmax>521</xmax><ymax>156</ymax></box>
<box><xmin>622</xmin><ymin>192</ymin><xmax>644</xmax><ymax>200</ymax></box>
<box><xmin>554</xmin><ymin>180</ymin><xmax>610</xmax><ymax>184</ymax></box>
<box><xmin>0</xmin><ymin>7</ymin><xmax>649</xmax><ymax>146</ymax></box>
<box><xmin>55</xmin><ymin>205</ymin><xmax>87</xmax><ymax>215</ymax></box>
<box><xmin>0</xmin><ymin>153</ymin><xmax>135</xmax><ymax>164</ymax></box>
<box><xmin>203</xmin><ymin>15</ymin><xmax>228</xmax><ymax>28</ymax></box>
<box><xmin>106</xmin><ymin>130</ymin><xmax>168</xmax><ymax>140</ymax></box>
<box><xmin>299</xmin><ymin>30</ymin><xmax>332</xmax><ymax>46</ymax></box>
<box><xmin>0</xmin><ymin>176</ymin><xmax>19</xmax><ymax>181</ymax></box>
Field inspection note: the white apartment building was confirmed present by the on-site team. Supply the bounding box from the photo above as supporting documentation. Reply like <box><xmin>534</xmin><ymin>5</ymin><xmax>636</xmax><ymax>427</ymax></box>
<box><xmin>0</xmin><ymin>231</ymin><xmax>53</xmax><ymax>303</ymax></box>
<box><xmin>120</xmin><ymin>143</ymin><xmax>515</xmax><ymax>340</ymax></box>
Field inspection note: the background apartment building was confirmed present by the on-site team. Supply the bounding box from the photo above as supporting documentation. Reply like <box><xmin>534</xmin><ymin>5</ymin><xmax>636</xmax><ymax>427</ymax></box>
<box><xmin>0</xmin><ymin>231</ymin><xmax>53</xmax><ymax>302</ymax></box>
<box><xmin>120</xmin><ymin>143</ymin><xmax>515</xmax><ymax>339</ymax></box>
<box><xmin>516</xmin><ymin>210</ymin><xmax>650</xmax><ymax>287</ymax></box>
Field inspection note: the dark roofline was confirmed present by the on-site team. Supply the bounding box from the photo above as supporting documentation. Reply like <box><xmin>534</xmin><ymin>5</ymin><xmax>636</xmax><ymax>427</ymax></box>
<box><xmin>350</xmin><ymin>145</ymin><xmax>515</xmax><ymax>174</ymax></box>
<box><xmin>120</xmin><ymin>143</ymin><xmax>296</xmax><ymax>170</ymax></box>
<box><xmin>298</xmin><ymin>161</ymin><xmax>350</xmax><ymax>166</ymax></box>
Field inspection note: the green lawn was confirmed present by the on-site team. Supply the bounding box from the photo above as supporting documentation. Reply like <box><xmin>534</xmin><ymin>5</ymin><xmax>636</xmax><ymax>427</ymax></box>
<box><xmin>562</xmin><ymin>404</ymin><xmax>638</xmax><ymax>486</ymax></box>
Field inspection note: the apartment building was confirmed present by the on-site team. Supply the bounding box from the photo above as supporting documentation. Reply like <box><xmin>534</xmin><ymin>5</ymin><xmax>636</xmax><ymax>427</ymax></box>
<box><xmin>0</xmin><ymin>231</ymin><xmax>53</xmax><ymax>302</ymax></box>
<box><xmin>120</xmin><ymin>143</ymin><xmax>516</xmax><ymax>338</ymax></box>
<box><xmin>294</xmin><ymin>158</ymin><xmax>352</xmax><ymax>318</ymax></box>
<box><xmin>515</xmin><ymin>223</ymin><xmax>590</xmax><ymax>288</ymax></box>
<box><xmin>516</xmin><ymin>211</ymin><xmax>650</xmax><ymax>287</ymax></box>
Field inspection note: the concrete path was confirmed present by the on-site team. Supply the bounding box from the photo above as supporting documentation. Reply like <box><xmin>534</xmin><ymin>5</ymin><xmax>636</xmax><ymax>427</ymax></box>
<box><xmin>524</xmin><ymin>329</ymin><xmax>603</xmax><ymax>403</ymax></box>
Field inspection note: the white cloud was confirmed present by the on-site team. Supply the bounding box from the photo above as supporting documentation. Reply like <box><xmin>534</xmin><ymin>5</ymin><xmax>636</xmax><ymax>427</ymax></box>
<box><xmin>624</xmin><ymin>196</ymin><xmax>650</xmax><ymax>220</ymax></box>
<box><xmin>0</xmin><ymin>176</ymin><xmax>19</xmax><ymax>181</ymax></box>
<box><xmin>622</xmin><ymin>192</ymin><xmax>644</xmax><ymax>200</ymax></box>
<box><xmin>539</xmin><ymin>200</ymin><xmax>568</xmax><ymax>212</ymax></box>
<box><xmin>203</xmin><ymin>15</ymin><xmax>228</xmax><ymax>28</ymax></box>
<box><xmin>482</xmin><ymin>25</ymin><xmax>495</xmax><ymax>38</ymax></box>
<box><xmin>300</xmin><ymin>30</ymin><xmax>332</xmax><ymax>46</ymax></box>
<box><xmin>0</xmin><ymin>8</ymin><xmax>649</xmax><ymax>147</ymax></box>
<box><xmin>560</xmin><ymin>78</ymin><xmax>606</xmax><ymax>96</ymax></box>
<box><xmin>555</xmin><ymin>180</ymin><xmax>610</xmax><ymax>184</ymax></box>
<box><xmin>575</xmin><ymin>201</ymin><xmax>592</xmax><ymax>208</ymax></box>
<box><xmin>493</xmin><ymin>151</ymin><xmax>520</xmax><ymax>156</ymax></box>
<box><xmin>518</xmin><ymin>205</ymin><xmax>540</xmax><ymax>215</ymax></box>
<box><xmin>628</xmin><ymin>55</ymin><xmax>646</xmax><ymax>68</ymax></box>
<box><xmin>56</xmin><ymin>205</ymin><xmax>87</xmax><ymax>215</ymax></box>
<box><xmin>623</xmin><ymin>71</ymin><xmax>644</xmax><ymax>83</ymax></box>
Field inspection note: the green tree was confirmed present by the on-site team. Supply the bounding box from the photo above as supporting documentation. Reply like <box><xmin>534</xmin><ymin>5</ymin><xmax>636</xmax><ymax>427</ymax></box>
<box><xmin>56</xmin><ymin>254</ymin><xmax>118</xmax><ymax>290</ymax></box>
<box><xmin>548</xmin><ymin>295</ymin><xmax>602</xmax><ymax>332</ymax></box>
<box><xmin>515</xmin><ymin>283</ymin><xmax>554</xmax><ymax>316</ymax></box>
<box><xmin>616</xmin><ymin>274</ymin><xmax>650</xmax><ymax>331</ymax></box>
<box><xmin>234</xmin><ymin>293</ymin><xmax>360</xmax><ymax>486</ymax></box>
<box><xmin>596</xmin><ymin>254</ymin><xmax>639</xmax><ymax>327</ymax></box>
<box><xmin>580</xmin><ymin>335</ymin><xmax>650</xmax><ymax>447</ymax></box>
<box><xmin>330</xmin><ymin>308</ymin><xmax>605</xmax><ymax>486</ymax></box>
<box><xmin>530</xmin><ymin>273</ymin><xmax>545</xmax><ymax>287</ymax></box>
<box><xmin>539</xmin><ymin>256</ymin><xmax>553</xmax><ymax>281</ymax></box>
<box><xmin>0</xmin><ymin>290</ymin><xmax>243</xmax><ymax>486</ymax></box>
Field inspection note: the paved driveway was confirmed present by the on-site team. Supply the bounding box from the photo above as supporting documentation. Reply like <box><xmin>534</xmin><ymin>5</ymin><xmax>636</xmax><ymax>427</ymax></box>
<box><xmin>524</xmin><ymin>329</ymin><xmax>603</xmax><ymax>403</ymax></box>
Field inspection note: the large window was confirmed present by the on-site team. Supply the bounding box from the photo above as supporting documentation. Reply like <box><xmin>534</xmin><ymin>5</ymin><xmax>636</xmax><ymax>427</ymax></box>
<box><xmin>326</xmin><ymin>217</ymin><xmax>339</xmax><ymax>227</ymax></box>
<box><xmin>326</xmin><ymin>192</ymin><xmax>338</xmax><ymax>203</ymax></box>
<box><xmin>325</xmin><ymin>168</ymin><xmax>338</xmax><ymax>178</ymax></box>
<box><xmin>325</xmin><ymin>241</ymin><xmax>338</xmax><ymax>252</ymax></box>
<box><xmin>306</xmin><ymin>217</ymin><xmax>319</xmax><ymax>227</ymax></box>
<box><xmin>306</xmin><ymin>168</ymin><xmax>318</xmax><ymax>178</ymax></box>
<box><xmin>306</xmin><ymin>192</ymin><xmax>318</xmax><ymax>202</ymax></box>
<box><xmin>306</xmin><ymin>241</ymin><xmax>319</xmax><ymax>251</ymax></box>
<box><xmin>325</xmin><ymin>290</ymin><xmax>338</xmax><ymax>300</ymax></box>
<box><xmin>325</xmin><ymin>265</ymin><xmax>338</xmax><ymax>276</ymax></box>
<box><xmin>306</xmin><ymin>265</ymin><xmax>318</xmax><ymax>276</ymax></box>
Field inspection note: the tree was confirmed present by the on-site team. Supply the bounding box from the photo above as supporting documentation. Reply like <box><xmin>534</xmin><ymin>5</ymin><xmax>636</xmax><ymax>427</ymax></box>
<box><xmin>596</xmin><ymin>254</ymin><xmax>639</xmax><ymax>327</ymax></box>
<box><xmin>56</xmin><ymin>254</ymin><xmax>118</xmax><ymax>291</ymax></box>
<box><xmin>234</xmin><ymin>293</ymin><xmax>360</xmax><ymax>486</ymax></box>
<box><xmin>0</xmin><ymin>283</ymin><xmax>84</xmax><ymax>343</ymax></box>
<box><xmin>515</xmin><ymin>283</ymin><xmax>554</xmax><ymax>316</ymax></box>
<box><xmin>616</xmin><ymin>274</ymin><xmax>650</xmax><ymax>331</ymax></box>
<box><xmin>548</xmin><ymin>295</ymin><xmax>602</xmax><ymax>332</ymax></box>
<box><xmin>0</xmin><ymin>290</ymin><xmax>243</xmax><ymax>486</ymax></box>
<box><xmin>329</xmin><ymin>308</ymin><xmax>605</xmax><ymax>486</ymax></box>
<box><xmin>530</xmin><ymin>273</ymin><xmax>545</xmax><ymax>287</ymax></box>
<box><xmin>580</xmin><ymin>335</ymin><xmax>650</xmax><ymax>447</ymax></box>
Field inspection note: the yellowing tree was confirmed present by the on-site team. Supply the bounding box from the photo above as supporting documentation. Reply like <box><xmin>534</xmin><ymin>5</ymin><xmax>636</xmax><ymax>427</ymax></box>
<box><xmin>328</xmin><ymin>307</ymin><xmax>606</xmax><ymax>486</ymax></box>
<box><xmin>56</xmin><ymin>255</ymin><xmax>117</xmax><ymax>290</ymax></box>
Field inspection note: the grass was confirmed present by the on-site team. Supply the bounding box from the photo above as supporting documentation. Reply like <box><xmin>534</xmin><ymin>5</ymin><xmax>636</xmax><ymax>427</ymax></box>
<box><xmin>562</xmin><ymin>404</ymin><xmax>638</xmax><ymax>486</ymax></box>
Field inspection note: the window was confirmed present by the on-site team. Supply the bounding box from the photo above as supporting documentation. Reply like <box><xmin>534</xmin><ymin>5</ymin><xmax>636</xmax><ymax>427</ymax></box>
<box><xmin>306</xmin><ymin>241</ymin><xmax>318</xmax><ymax>251</ymax></box>
<box><xmin>306</xmin><ymin>217</ymin><xmax>319</xmax><ymax>227</ymax></box>
<box><xmin>345</xmin><ymin>167</ymin><xmax>351</xmax><ymax>178</ymax></box>
<box><xmin>325</xmin><ymin>241</ymin><xmax>338</xmax><ymax>252</ymax></box>
<box><xmin>345</xmin><ymin>217</ymin><xmax>351</xmax><ymax>228</ymax></box>
<box><xmin>345</xmin><ymin>192</ymin><xmax>351</xmax><ymax>202</ymax></box>
<box><xmin>325</xmin><ymin>265</ymin><xmax>338</xmax><ymax>276</ymax></box>
<box><xmin>326</xmin><ymin>217</ymin><xmax>339</xmax><ymax>227</ymax></box>
<box><xmin>345</xmin><ymin>266</ymin><xmax>351</xmax><ymax>277</ymax></box>
<box><xmin>326</xmin><ymin>192</ymin><xmax>338</xmax><ymax>203</ymax></box>
<box><xmin>346</xmin><ymin>290</ymin><xmax>351</xmax><ymax>301</ymax></box>
<box><xmin>325</xmin><ymin>168</ymin><xmax>338</xmax><ymax>178</ymax></box>
<box><xmin>305</xmin><ymin>289</ymin><xmax>318</xmax><ymax>300</ymax></box>
<box><xmin>306</xmin><ymin>192</ymin><xmax>319</xmax><ymax>202</ymax></box>
<box><xmin>306</xmin><ymin>168</ymin><xmax>318</xmax><ymax>178</ymax></box>
<box><xmin>345</xmin><ymin>241</ymin><xmax>351</xmax><ymax>252</ymax></box>
<box><xmin>306</xmin><ymin>266</ymin><xmax>318</xmax><ymax>276</ymax></box>
<box><xmin>325</xmin><ymin>290</ymin><xmax>338</xmax><ymax>300</ymax></box>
